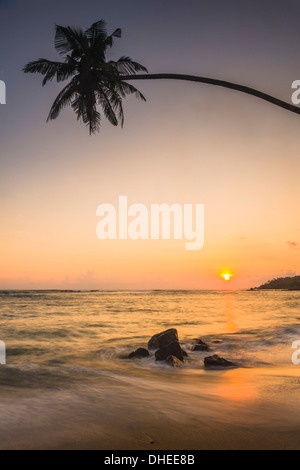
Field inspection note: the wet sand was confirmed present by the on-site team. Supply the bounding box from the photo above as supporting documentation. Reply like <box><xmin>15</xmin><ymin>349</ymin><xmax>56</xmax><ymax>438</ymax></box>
<box><xmin>1</xmin><ymin>365</ymin><xmax>300</xmax><ymax>450</ymax></box>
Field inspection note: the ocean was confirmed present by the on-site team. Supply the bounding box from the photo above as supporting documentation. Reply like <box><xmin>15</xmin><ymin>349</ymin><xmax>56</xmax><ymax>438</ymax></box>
<box><xmin>0</xmin><ymin>289</ymin><xmax>300</xmax><ymax>449</ymax></box>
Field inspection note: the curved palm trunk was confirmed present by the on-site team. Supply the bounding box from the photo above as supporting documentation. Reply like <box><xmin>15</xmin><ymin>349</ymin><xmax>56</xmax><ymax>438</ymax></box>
<box><xmin>121</xmin><ymin>73</ymin><xmax>300</xmax><ymax>116</ymax></box>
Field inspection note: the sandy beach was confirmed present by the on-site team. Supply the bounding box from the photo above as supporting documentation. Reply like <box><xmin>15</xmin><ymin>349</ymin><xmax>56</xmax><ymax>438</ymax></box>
<box><xmin>1</xmin><ymin>365</ymin><xmax>300</xmax><ymax>450</ymax></box>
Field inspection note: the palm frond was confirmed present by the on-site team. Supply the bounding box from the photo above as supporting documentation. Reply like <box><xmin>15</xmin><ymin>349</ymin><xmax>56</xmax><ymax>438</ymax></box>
<box><xmin>110</xmin><ymin>56</ymin><xmax>148</xmax><ymax>75</ymax></box>
<box><xmin>97</xmin><ymin>89</ymin><xmax>119</xmax><ymax>126</ymax></box>
<box><xmin>23</xmin><ymin>58</ymin><xmax>62</xmax><ymax>75</ymax></box>
<box><xmin>71</xmin><ymin>92</ymin><xmax>100</xmax><ymax>134</ymax></box>
<box><xmin>47</xmin><ymin>78</ymin><xmax>78</xmax><ymax>121</ymax></box>
<box><xmin>100</xmin><ymin>86</ymin><xmax>125</xmax><ymax>126</ymax></box>
<box><xmin>105</xmin><ymin>27</ymin><xmax>122</xmax><ymax>48</ymax></box>
<box><xmin>101</xmin><ymin>84</ymin><xmax>125</xmax><ymax>123</ymax></box>
<box><xmin>23</xmin><ymin>58</ymin><xmax>77</xmax><ymax>85</ymax></box>
<box><xmin>87</xmin><ymin>21</ymin><xmax>122</xmax><ymax>62</ymax></box>
<box><xmin>115</xmin><ymin>80</ymin><xmax>146</xmax><ymax>101</ymax></box>
<box><xmin>54</xmin><ymin>25</ymin><xmax>88</xmax><ymax>58</ymax></box>
<box><xmin>85</xmin><ymin>19</ymin><xmax>108</xmax><ymax>47</ymax></box>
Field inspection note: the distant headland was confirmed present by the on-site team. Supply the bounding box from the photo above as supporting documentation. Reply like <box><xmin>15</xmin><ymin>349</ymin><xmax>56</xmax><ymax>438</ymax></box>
<box><xmin>250</xmin><ymin>275</ymin><xmax>300</xmax><ymax>291</ymax></box>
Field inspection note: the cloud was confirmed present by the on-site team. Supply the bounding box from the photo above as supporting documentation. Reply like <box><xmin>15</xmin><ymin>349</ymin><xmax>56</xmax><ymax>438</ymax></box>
<box><xmin>287</xmin><ymin>241</ymin><xmax>300</xmax><ymax>249</ymax></box>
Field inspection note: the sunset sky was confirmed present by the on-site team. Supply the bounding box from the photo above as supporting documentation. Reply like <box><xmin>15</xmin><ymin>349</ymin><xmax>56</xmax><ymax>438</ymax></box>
<box><xmin>0</xmin><ymin>0</ymin><xmax>299</xmax><ymax>289</ymax></box>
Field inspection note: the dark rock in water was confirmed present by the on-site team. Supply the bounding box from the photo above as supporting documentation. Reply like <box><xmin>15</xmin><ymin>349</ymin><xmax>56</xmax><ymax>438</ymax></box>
<box><xmin>149</xmin><ymin>328</ymin><xmax>187</xmax><ymax>361</ymax></box>
<box><xmin>192</xmin><ymin>343</ymin><xmax>210</xmax><ymax>352</ymax></box>
<box><xmin>181</xmin><ymin>348</ymin><xmax>188</xmax><ymax>357</ymax></box>
<box><xmin>204</xmin><ymin>354</ymin><xmax>236</xmax><ymax>368</ymax></box>
<box><xmin>155</xmin><ymin>341</ymin><xmax>184</xmax><ymax>362</ymax></box>
<box><xmin>166</xmin><ymin>355</ymin><xmax>183</xmax><ymax>367</ymax></box>
<box><xmin>211</xmin><ymin>339</ymin><xmax>222</xmax><ymax>344</ymax></box>
<box><xmin>195</xmin><ymin>338</ymin><xmax>207</xmax><ymax>345</ymax></box>
<box><xmin>148</xmin><ymin>328</ymin><xmax>179</xmax><ymax>350</ymax></box>
<box><xmin>192</xmin><ymin>339</ymin><xmax>210</xmax><ymax>351</ymax></box>
<box><xmin>128</xmin><ymin>347</ymin><xmax>150</xmax><ymax>359</ymax></box>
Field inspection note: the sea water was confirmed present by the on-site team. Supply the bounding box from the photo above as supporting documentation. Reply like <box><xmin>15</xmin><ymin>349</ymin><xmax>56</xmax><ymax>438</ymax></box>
<box><xmin>0</xmin><ymin>289</ymin><xmax>299</xmax><ymax>449</ymax></box>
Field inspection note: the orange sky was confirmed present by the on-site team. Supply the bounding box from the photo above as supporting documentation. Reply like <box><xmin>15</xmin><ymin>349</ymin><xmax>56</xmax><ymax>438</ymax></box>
<box><xmin>1</xmin><ymin>92</ymin><xmax>299</xmax><ymax>290</ymax></box>
<box><xmin>0</xmin><ymin>1</ymin><xmax>300</xmax><ymax>289</ymax></box>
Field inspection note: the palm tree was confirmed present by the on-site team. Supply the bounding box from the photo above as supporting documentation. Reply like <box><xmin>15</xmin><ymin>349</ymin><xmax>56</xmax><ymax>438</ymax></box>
<box><xmin>23</xmin><ymin>19</ymin><xmax>300</xmax><ymax>135</ymax></box>
<box><xmin>23</xmin><ymin>20</ymin><xmax>147</xmax><ymax>134</ymax></box>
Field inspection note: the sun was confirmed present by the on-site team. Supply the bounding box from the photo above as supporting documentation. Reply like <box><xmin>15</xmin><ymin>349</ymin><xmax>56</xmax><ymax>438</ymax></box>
<box><xmin>220</xmin><ymin>270</ymin><xmax>234</xmax><ymax>281</ymax></box>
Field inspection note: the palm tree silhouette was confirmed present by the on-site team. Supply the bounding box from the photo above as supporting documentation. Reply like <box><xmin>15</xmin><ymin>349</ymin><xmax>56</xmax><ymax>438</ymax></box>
<box><xmin>23</xmin><ymin>19</ymin><xmax>300</xmax><ymax>135</ymax></box>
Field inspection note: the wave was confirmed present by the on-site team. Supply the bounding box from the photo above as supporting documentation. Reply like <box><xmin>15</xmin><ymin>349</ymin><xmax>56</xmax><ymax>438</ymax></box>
<box><xmin>0</xmin><ymin>364</ymin><xmax>74</xmax><ymax>389</ymax></box>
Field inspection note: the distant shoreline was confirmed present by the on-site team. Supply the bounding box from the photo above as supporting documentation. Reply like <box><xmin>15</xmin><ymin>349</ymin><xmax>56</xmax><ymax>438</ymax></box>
<box><xmin>1</xmin><ymin>285</ymin><xmax>300</xmax><ymax>292</ymax></box>
<box><xmin>250</xmin><ymin>275</ymin><xmax>300</xmax><ymax>291</ymax></box>
<box><xmin>0</xmin><ymin>288</ymin><xmax>269</xmax><ymax>292</ymax></box>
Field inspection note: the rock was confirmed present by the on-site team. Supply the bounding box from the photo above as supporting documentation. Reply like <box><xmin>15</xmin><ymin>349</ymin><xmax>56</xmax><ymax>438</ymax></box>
<box><xmin>166</xmin><ymin>355</ymin><xmax>183</xmax><ymax>367</ymax></box>
<box><xmin>128</xmin><ymin>347</ymin><xmax>150</xmax><ymax>359</ymax></box>
<box><xmin>155</xmin><ymin>341</ymin><xmax>184</xmax><ymax>362</ymax></box>
<box><xmin>204</xmin><ymin>354</ymin><xmax>236</xmax><ymax>368</ymax></box>
<box><xmin>195</xmin><ymin>338</ymin><xmax>207</xmax><ymax>345</ymax></box>
<box><xmin>148</xmin><ymin>328</ymin><xmax>187</xmax><ymax>361</ymax></box>
<box><xmin>192</xmin><ymin>344</ymin><xmax>209</xmax><ymax>352</ymax></box>
<box><xmin>148</xmin><ymin>328</ymin><xmax>179</xmax><ymax>350</ymax></box>
<box><xmin>192</xmin><ymin>343</ymin><xmax>209</xmax><ymax>352</ymax></box>
<box><xmin>192</xmin><ymin>339</ymin><xmax>210</xmax><ymax>351</ymax></box>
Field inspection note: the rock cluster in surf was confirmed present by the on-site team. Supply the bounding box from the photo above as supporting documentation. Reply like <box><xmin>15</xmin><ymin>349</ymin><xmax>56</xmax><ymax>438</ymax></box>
<box><xmin>127</xmin><ymin>328</ymin><xmax>237</xmax><ymax>368</ymax></box>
